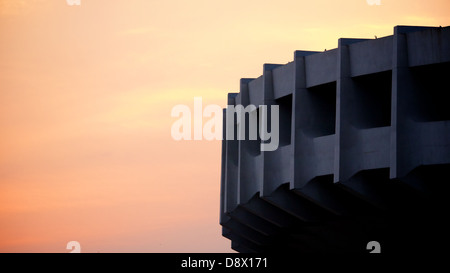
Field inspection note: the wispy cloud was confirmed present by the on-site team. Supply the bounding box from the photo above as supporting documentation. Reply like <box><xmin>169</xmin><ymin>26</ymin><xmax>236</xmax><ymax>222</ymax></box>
<box><xmin>0</xmin><ymin>0</ymin><xmax>45</xmax><ymax>15</ymax></box>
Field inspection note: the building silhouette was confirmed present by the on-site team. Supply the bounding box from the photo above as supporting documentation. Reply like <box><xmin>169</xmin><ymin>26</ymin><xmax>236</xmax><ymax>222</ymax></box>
<box><xmin>220</xmin><ymin>25</ymin><xmax>450</xmax><ymax>253</ymax></box>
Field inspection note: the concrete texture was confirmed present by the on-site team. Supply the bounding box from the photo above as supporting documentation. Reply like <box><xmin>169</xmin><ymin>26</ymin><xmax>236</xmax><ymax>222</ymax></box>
<box><xmin>220</xmin><ymin>25</ymin><xmax>450</xmax><ymax>253</ymax></box>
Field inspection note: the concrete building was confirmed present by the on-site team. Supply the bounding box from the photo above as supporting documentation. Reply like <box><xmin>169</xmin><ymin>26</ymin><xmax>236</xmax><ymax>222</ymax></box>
<box><xmin>220</xmin><ymin>26</ymin><xmax>450</xmax><ymax>253</ymax></box>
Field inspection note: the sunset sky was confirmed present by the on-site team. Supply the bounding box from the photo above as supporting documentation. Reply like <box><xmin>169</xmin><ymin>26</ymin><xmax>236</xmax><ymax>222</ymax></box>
<box><xmin>1</xmin><ymin>0</ymin><xmax>449</xmax><ymax>252</ymax></box>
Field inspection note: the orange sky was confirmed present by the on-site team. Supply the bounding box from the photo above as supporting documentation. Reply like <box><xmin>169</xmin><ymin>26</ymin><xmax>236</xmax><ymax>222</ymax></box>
<box><xmin>0</xmin><ymin>0</ymin><xmax>449</xmax><ymax>252</ymax></box>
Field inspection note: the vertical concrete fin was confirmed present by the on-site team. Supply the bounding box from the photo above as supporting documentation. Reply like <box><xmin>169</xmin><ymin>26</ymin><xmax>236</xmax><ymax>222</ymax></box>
<box><xmin>220</xmin><ymin>108</ymin><xmax>230</xmax><ymax>224</ymax></box>
<box><xmin>225</xmin><ymin>93</ymin><xmax>239</xmax><ymax>213</ymax></box>
<box><xmin>335</xmin><ymin>38</ymin><xmax>369</xmax><ymax>183</ymax></box>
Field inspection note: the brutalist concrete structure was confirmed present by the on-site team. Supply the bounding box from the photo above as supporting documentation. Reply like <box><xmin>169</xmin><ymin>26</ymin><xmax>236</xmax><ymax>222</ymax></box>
<box><xmin>220</xmin><ymin>26</ymin><xmax>450</xmax><ymax>253</ymax></box>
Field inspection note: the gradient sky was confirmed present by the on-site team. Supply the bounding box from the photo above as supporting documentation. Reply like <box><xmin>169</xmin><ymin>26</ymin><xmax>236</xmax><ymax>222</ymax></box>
<box><xmin>0</xmin><ymin>0</ymin><xmax>449</xmax><ymax>253</ymax></box>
